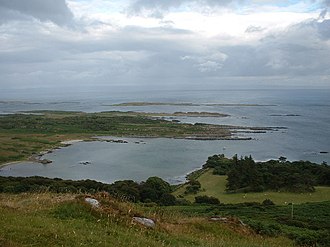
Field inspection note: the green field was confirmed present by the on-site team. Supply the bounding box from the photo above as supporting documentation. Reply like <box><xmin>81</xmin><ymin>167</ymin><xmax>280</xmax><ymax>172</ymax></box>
<box><xmin>0</xmin><ymin>193</ymin><xmax>295</xmax><ymax>247</ymax></box>
<box><xmin>174</xmin><ymin>169</ymin><xmax>330</xmax><ymax>204</ymax></box>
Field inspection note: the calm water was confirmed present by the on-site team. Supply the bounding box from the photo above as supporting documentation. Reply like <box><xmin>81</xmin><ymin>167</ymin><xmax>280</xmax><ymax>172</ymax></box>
<box><xmin>1</xmin><ymin>88</ymin><xmax>329</xmax><ymax>183</ymax></box>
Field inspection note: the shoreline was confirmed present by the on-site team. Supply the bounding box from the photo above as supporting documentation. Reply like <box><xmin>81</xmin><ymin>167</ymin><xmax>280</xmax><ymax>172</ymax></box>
<box><xmin>0</xmin><ymin>160</ymin><xmax>33</xmax><ymax>169</ymax></box>
<box><xmin>0</xmin><ymin>139</ymin><xmax>86</xmax><ymax>169</ymax></box>
<box><xmin>0</xmin><ymin>110</ymin><xmax>288</xmax><ymax>172</ymax></box>
<box><xmin>1</xmin><ymin>137</ymin><xmax>327</xmax><ymax>186</ymax></box>
<box><xmin>0</xmin><ymin>135</ymin><xmax>249</xmax><ymax>175</ymax></box>
<box><xmin>0</xmin><ymin>132</ymin><xmax>287</xmax><ymax>170</ymax></box>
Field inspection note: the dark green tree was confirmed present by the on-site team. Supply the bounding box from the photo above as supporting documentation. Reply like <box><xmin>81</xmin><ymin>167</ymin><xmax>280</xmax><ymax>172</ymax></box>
<box><xmin>140</xmin><ymin>176</ymin><xmax>172</xmax><ymax>202</ymax></box>
<box><xmin>185</xmin><ymin>180</ymin><xmax>201</xmax><ymax>194</ymax></box>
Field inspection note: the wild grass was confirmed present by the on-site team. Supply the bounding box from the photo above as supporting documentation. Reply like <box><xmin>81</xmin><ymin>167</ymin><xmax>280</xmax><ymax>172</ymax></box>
<box><xmin>0</xmin><ymin>192</ymin><xmax>295</xmax><ymax>247</ymax></box>
<box><xmin>158</xmin><ymin>200</ymin><xmax>330</xmax><ymax>246</ymax></box>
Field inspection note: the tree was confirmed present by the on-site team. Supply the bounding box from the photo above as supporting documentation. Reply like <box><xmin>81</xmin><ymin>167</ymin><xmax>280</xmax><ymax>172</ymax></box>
<box><xmin>185</xmin><ymin>180</ymin><xmax>201</xmax><ymax>194</ymax></box>
<box><xmin>110</xmin><ymin>180</ymin><xmax>140</xmax><ymax>202</ymax></box>
<box><xmin>279</xmin><ymin>156</ymin><xmax>287</xmax><ymax>163</ymax></box>
<box><xmin>140</xmin><ymin>177</ymin><xmax>172</xmax><ymax>202</ymax></box>
<box><xmin>159</xmin><ymin>193</ymin><xmax>177</xmax><ymax>206</ymax></box>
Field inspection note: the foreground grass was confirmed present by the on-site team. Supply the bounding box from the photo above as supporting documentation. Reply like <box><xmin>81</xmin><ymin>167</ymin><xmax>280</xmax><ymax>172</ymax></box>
<box><xmin>0</xmin><ymin>193</ymin><xmax>294</xmax><ymax>247</ymax></box>
<box><xmin>174</xmin><ymin>169</ymin><xmax>330</xmax><ymax>205</ymax></box>
<box><xmin>161</xmin><ymin>201</ymin><xmax>330</xmax><ymax>247</ymax></box>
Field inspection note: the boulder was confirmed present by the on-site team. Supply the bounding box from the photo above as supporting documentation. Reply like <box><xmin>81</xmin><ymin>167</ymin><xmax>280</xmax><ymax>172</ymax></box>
<box><xmin>40</xmin><ymin>159</ymin><xmax>52</xmax><ymax>164</ymax></box>
<box><xmin>209</xmin><ymin>217</ymin><xmax>228</xmax><ymax>222</ymax></box>
<box><xmin>85</xmin><ymin>197</ymin><xmax>100</xmax><ymax>208</ymax></box>
<box><xmin>132</xmin><ymin>217</ymin><xmax>155</xmax><ymax>228</ymax></box>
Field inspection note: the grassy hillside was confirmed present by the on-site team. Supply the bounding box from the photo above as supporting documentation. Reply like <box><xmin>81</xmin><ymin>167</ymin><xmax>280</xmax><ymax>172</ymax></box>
<box><xmin>0</xmin><ymin>193</ymin><xmax>294</xmax><ymax>247</ymax></box>
<box><xmin>174</xmin><ymin>169</ymin><xmax>330</xmax><ymax>204</ymax></box>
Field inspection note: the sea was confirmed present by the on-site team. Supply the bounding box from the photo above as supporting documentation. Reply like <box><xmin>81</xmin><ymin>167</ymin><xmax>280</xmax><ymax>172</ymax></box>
<box><xmin>0</xmin><ymin>88</ymin><xmax>329</xmax><ymax>184</ymax></box>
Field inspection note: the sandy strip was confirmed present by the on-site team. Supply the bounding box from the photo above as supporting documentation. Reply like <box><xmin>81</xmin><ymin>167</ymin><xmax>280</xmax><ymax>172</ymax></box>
<box><xmin>60</xmin><ymin>139</ymin><xmax>83</xmax><ymax>145</ymax></box>
<box><xmin>0</xmin><ymin>160</ymin><xmax>35</xmax><ymax>169</ymax></box>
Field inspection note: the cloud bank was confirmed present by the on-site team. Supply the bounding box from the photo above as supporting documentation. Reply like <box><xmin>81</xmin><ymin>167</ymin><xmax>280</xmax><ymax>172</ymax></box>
<box><xmin>0</xmin><ymin>0</ymin><xmax>329</xmax><ymax>90</ymax></box>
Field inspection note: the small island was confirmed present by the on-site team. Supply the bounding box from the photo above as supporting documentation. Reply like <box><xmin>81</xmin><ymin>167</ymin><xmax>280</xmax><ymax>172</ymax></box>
<box><xmin>111</xmin><ymin>101</ymin><xmax>277</xmax><ymax>107</ymax></box>
<box><xmin>153</xmin><ymin>111</ymin><xmax>230</xmax><ymax>117</ymax></box>
<box><xmin>111</xmin><ymin>102</ymin><xmax>199</xmax><ymax>106</ymax></box>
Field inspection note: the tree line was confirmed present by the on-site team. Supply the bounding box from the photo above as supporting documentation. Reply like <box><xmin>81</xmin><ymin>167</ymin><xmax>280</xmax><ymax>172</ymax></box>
<box><xmin>0</xmin><ymin>176</ymin><xmax>178</xmax><ymax>205</ymax></box>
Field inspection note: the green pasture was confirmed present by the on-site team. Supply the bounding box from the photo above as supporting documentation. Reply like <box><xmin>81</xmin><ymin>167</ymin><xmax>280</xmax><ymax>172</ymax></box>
<box><xmin>174</xmin><ymin>169</ymin><xmax>330</xmax><ymax>205</ymax></box>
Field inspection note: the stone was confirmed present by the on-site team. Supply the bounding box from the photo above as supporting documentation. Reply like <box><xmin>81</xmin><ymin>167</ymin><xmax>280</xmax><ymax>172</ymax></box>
<box><xmin>85</xmin><ymin>197</ymin><xmax>100</xmax><ymax>208</ymax></box>
<box><xmin>40</xmin><ymin>159</ymin><xmax>52</xmax><ymax>164</ymax></box>
<box><xmin>209</xmin><ymin>217</ymin><xmax>228</xmax><ymax>222</ymax></box>
<box><xmin>132</xmin><ymin>217</ymin><xmax>155</xmax><ymax>228</ymax></box>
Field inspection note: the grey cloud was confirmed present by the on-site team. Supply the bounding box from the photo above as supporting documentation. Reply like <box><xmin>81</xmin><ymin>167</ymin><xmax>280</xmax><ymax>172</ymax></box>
<box><xmin>0</xmin><ymin>0</ymin><xmax>73</xmax><ymax>26</ymax></box>
<box><xmin>1</xmin><ymin>12</ymin><xmax>329</xmax><ymax>89</ymax></box>
<box><xmin>289</xmin><ymin>17</ymin><xmax>330</xmax><ymax>40</ymax></box>
<box><xmin>0</xmin><ymin>7</ymin><xmax>31</xmax><ymax>23</ymax></box>
<box><xmin>128</xmin><ymin>0</ymin><xmax>242</xmax><ymax>16</ymax></box>
<box><xmin>317</xmin><ymin>19</ymin><xmax>330</xmax><ymax>39</ymax></box>
<box><xmin>226</xmin><ymin>19</ymin><xmax>330</xmax><ymax>77</ymax></box>
<box><xmin>0</xmin><ymin>22</ymin><xmax>202</xmax><ymax>87</ymax></box>
<box><xmin>181</xmin><ymin>52</ymin><xmax>228</xmax><ymax>73</ymax></box>
<box><xmin>322</xmin><ymin>0</ymin><xmax>330</xmax><ymax>7</ymax></box>
<box><xmin>319</xmin><ymin>8</ymin><xmax>327</xmax><ymax>19</ymax></box>
<box><xmin>317</xmin><ymin>0</ymin><xmax>330</xmax><ymax>22</ymax></box>
<box><xmin>130</xmin><ymin>0</ymin><xmax>182</xmax><ymax>13</ymax></box>
<box><xmin>245</xmin><ymin>25</ymin><xmax>266</xmax><ymax>33</ymax></box>
<box><xmin>130</xmin><ymin>0</ymin><xmax>241</xmax><ymax>9</ymax></box>
<box><xmin>175</xmin><ymin>16</ymin><xmax>330</xmax><ymax>78</ymax></box>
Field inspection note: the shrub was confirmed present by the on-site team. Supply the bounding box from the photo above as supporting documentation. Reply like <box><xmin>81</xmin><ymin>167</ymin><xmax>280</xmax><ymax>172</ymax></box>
<box><xmin>262</xmin><ymin>199</ymin><xmax>275</xmax><ymax>206</ymax></box>
<box><xmin>248</xmin><ymin>221</ymin><xmax>281</xmax><ymax>237</ymax></box>
<box><xmin>159</xmin><ymin>193</ymin><xmax>177</xmax><ymax>206</ymax></box>
<box><xmin>175</xmin><ymin>198</ymin><xmax>192</xmax><ymax>206</ymax></box>
<box><xmin>195</xmin><ymin>195</ymin><xmax>220</xmax><ymax>205</ymax></box>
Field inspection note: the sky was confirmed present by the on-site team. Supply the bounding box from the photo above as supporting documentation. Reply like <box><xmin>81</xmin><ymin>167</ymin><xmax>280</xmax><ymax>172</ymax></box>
<box><xmin>0</xmin><ymin>0</ymin><xmax>330</xmax><ymax>91</ymax></box>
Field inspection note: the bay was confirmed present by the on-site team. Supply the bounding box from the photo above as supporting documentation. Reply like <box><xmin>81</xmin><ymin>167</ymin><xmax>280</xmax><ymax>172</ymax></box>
<box><xmin>0</xmin><ymin>88</ymin><xmax>329</xmax><ymax>183</ymax></box>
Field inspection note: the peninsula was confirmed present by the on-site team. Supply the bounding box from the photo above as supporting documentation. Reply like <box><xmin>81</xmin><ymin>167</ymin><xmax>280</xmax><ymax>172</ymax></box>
<box><xmin>0</xmin><ymin>111</ymin><xmax>282</xmax><ymax>165</ymax></box>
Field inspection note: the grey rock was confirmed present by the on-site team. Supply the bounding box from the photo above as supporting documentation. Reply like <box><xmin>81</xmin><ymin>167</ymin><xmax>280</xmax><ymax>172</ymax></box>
<box><xmin>132</xmin><ymin>217</ymin><xmax>155</xmax><ymax>228</ymax></box>
<box><xmin>85</xmin><ymin>197</ymin><xmax>100</xmax><ymax>208</ymax></box>
<box><xmin>209</xmin><ymin>217</ymin><xmax>228</xmax><ymax>222</ymax></box>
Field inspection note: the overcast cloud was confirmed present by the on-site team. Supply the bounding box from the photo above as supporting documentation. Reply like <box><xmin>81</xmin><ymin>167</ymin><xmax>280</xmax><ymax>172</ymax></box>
<box><xmin>0</xmin><ymin>0</ymin><xmax>329</xmax><ymax>90</ymax></box>
<box><xmin>0</xmin><ymin>0</ymin><xmax>74</xmax><ymax>26</ymax></box>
